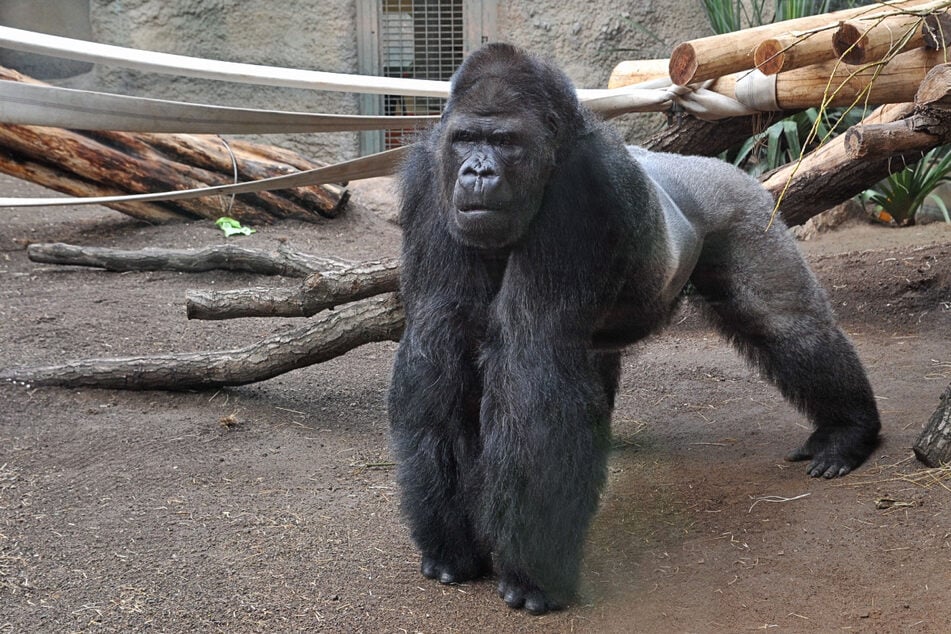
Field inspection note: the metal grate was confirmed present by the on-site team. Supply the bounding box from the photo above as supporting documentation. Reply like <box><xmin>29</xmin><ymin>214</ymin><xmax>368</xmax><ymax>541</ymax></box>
<box><xmin>381</xmin><ymin>0</ymin><xmax>464</xmax><ymax>148</ymax></box>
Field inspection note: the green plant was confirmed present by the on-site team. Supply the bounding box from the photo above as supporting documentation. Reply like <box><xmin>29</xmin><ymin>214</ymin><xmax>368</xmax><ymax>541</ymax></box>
<box><xmin>862</xmin><ymin>147</ymin><xmax>951</xmax><ymax>226</ymax></box>
<box><xmin>699</xmin><ymin>0</ymin><xmax>836</xmax><ymax>35</ymax></box>
<box><xmin>729</xmin><ymin>105</ymin><xmax>865</xmax><ymax>175</ymax></box>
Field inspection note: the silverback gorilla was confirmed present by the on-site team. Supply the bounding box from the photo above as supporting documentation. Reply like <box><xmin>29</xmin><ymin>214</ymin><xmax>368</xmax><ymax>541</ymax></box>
<box><xmin>388</xmin><ymin>43</ymin><xmax>880</xmax><ymax>614</ymax></box>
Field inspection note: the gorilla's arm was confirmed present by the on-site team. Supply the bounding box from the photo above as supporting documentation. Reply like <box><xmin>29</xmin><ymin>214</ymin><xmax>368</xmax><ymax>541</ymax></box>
<box><xmin>473</xmin><ymin>140</ymin><xmax>651</xmax><ymax>610</ymax></box>
<box><xmin>388</xmin><ymin>146</ymin><xmax>496</xmax><ymax>583</ymax></box>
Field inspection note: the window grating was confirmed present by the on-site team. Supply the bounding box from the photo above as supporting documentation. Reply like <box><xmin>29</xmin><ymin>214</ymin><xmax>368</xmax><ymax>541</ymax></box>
<box><xmin>381</xmin><ymin>0</ymin><xmax>464</xmax><ymax>148</ymax></box>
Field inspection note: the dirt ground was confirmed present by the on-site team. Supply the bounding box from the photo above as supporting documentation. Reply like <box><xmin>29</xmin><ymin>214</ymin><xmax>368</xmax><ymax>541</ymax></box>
<box><xmin>1</xmin><ymin>172</ymin><xmax>950</xmax><ymax>633</ymax></box>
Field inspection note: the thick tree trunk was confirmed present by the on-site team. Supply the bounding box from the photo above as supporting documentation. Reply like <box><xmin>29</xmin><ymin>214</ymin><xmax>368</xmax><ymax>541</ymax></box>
<box><xmin>913</xmin><ymin>382</ymin><xmax>951</xmax><ymax>467</ymax></box>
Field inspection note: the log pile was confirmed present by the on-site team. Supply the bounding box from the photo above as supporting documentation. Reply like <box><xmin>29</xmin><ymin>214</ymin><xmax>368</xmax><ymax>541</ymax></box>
<box><xmin>610</xmin><ymin>0</ymin><xmax>951</xmax><ymax>224</ymax></box>
<box><xmin>0</xmin><ymin>66</ymin><xmax>348</xmax><ymax>223</ymax></box>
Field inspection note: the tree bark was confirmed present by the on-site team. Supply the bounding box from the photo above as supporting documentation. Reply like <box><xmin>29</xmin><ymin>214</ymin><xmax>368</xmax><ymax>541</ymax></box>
<box><xmin>0</xmin><ymin>153</ymin><xmax>183</xmax><ymax>223</ymax></box>
<box><xmin>844</xmin><ymin>116</ymin><xmax>940</xmax><ymax>158</ymax></box>
<box><xmin>915</xmin><ymin>63</ymin><xmax>951</xmax><ymax>106</ymax></box>
<box><xmin>26</xmin><ymin>242</ymin><xmax>352</xmax><ymax>277</ymax></box>
<box><xmin>761</xmin><ymin>103</ymin><xmax>918</xmax><ymax>225</ymax></box>
<box><xmin>0</xmin><ymin>65</ymin><xmax>348</xmax><ymax>223</ymax></box>
<box><xmin>0</xmin><ymin>294</ymin><xmax>404</xmax><ymax>390</ymax></box>
<box><xmin>643</xmin><ymin>111</ymin><xmax>801</xmax><ymax>156</ymax></box>
<box><xmin>913</xmin><ymin>382</ymin><xmax>951</xmax><ymax>467</ymax></box>
<box><xmin>186</xmin><ymin>259</ymin><xmax>400</xmax><ymax>320</ymax></box>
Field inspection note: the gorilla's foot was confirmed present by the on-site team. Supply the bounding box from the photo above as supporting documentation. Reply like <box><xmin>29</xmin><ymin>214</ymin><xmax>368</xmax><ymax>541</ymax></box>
<box><xmin>497</xmin><ymin>573</ymin><xmax>565</xmax><ymax>615</ymax></box>
<box><xmin>786</xmin><ymin>426</ymin><xmax>879</xmax><ymax>478</ymax></box>
<box><xmin>420</xmin><ymin>552</ymin><xmax>491</xmax><ymax>585</ymax></box>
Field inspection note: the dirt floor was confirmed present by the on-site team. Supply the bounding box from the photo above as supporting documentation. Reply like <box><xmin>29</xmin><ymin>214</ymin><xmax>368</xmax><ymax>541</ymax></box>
<box><xmin>1</xmin><ymin>172</ymin><xmax>950</xmax><ymax>633</ymax></box>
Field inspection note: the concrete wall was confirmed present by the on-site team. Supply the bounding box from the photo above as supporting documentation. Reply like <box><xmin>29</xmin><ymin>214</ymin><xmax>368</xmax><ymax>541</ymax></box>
<box><xmin>1</xmin><ymin>0</ymin><xmax>712</xmax><ymax>160</ymax></box>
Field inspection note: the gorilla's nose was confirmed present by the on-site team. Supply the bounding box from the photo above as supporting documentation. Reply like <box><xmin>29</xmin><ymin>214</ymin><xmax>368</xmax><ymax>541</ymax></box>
<box><xmin>459</xmin><ymin>169</ymin><xmax>500</xmax><ymax>195</ymax></box>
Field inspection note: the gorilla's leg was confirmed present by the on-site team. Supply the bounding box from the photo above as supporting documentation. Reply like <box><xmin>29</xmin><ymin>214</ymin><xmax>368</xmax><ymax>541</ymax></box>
<box><xmin>690</xmin><ymin>225</ymin><xmax>880</xmax><ymax>478</ymax></box>
<box><xmin>477</xmin><ymin>339</ymin><xmax>617</xmax><ymax>613</ymax></box>
<box><xmin>389</xmin><ymin>325</ymin><xmax>491</xmax><ymax>583</ymax></box>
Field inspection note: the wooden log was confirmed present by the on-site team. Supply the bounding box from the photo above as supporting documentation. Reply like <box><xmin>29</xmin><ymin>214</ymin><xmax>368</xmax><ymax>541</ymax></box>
<box><xmin>0</xmin><ymin>123</ymin><xmax>275</xmax><ymax>224</ymax></box>
<box><xmin>26</xmin><ymin>242</ymin><xmax>350</xmax><ymax>277</ymax></box>
<box><xmin>923</xmin><ymin>10</ymin><xmax>951</xmax><ymax>47</ymax></box>
<box><xmin>913</xmin><ymin>382</ymin><xmax>951</xmax><ymax>467</ymax></box>
<box><xmin>915</xmin><ymin>62</ymin><xmax>951</xmax><ymax>106</ymax></box>
<box><xmin>754</xmin><ymin>31</ymin><xmax>839</xmax><ymax>76</ymax></box>
<box><xmin>642</xmin><ymin>109</ymin><xmax>800</xmax><ymax>156</ymax></box>
<box><xmin>138</xmin><ymin>133</ymin><xmax>347</xmax><ymax>219</ymax></box>
<box><xmin>606</xmin><ymin>59</ymin><xmax>670</xmax><ymax>89</ymax></box>
<box><xmin>0</xmin><ymin>152</ymin><xmax>184</xmax><ymax>223</ymax></box>
<box><xmin>762</xmin><ymin>102</ymin><xmax>922</xmax><ymax>225</ymax></box>
<box><xmin>185</xmin><ymin>259</ymin><xmax>400</xmax><ymax>320</ymax></box>
<box><xmin>844</xmin><ymin>117</ymin><xmax>939</xmax><ymax>158</ymax></box>
<box><xmin>736</xmin><ymin>46</ymin><xmax>946</xmax><ymax>111</ymax></box>
<box><xmin>0</xmin><ymin>294</ymin><xmax>405</xmax><ymax>390</ymax></box>
<box><xmin>832</xmin><ymin>13</ymin><xmax>931</xmax><ymax>65</ymax></box>
<box><xmin>756</xmin><ymin>0</ymin><xmax>946</xmax><ymax>74</ymax></box>
<box><xmin>0</xmin><ymin>64</ymin><xmax>348</xmax><ymax>223</ymax></box>
<box><xmin>669</xmin><ymin>0</ymin><xmax>933</xmax><ymax>85</ymax></box>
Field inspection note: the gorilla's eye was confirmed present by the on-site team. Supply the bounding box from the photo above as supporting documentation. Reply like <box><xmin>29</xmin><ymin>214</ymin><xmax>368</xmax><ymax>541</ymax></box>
<box><xmin>452</xmin><ymin>130</ymin><xmax>480</xmax><ymax>144</ymax></box>
<box><xmin>491</xmin><ymin>133</ymin><xmax>515</xmax><ymax>147</ymax></box>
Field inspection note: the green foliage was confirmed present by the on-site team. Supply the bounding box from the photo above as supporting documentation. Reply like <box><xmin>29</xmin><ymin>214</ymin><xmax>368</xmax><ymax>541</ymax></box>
<box><xmin>699</xmin><ymin>0</ymin><xmax>835</xmax><ymax>34</ymax></box>
<box><xmin>729</xmin><ymin>106</ymin><xmax>865</xmax><ymax>176</ymax></box>
<box><xmin>862</xmin><ymin>148</ymin><xmax>951</xmax><ymax>226</ymax></box>
<box><xmin>773</xmin><ymin>0</ymin><xmax>832</xmax><ymax>22</ymax></box>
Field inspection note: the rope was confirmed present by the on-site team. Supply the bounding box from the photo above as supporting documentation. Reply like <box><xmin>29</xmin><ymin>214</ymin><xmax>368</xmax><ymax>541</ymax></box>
<box><xmin>0</xmin><ymin>81</ymin><xmax>440</xmax><ymax>133</ymax></box>
<box><xmin>0</xmin><ymin>27</ymin><xmax>762</xmax><ymax>208</ymax></box>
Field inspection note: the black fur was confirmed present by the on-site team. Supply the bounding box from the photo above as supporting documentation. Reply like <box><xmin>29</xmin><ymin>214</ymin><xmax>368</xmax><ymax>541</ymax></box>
<box><xmin>388</xmin><ymin>43</ymin><xmax>880</xmax><ymax>614</ymax></box>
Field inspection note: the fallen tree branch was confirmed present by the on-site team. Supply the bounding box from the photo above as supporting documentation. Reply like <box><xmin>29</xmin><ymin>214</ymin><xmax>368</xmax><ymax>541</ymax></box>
<box><xmin>0</xmin><ymin>294</ymin><xmax>404</xmax><ymax>390</ymax></box>
<box><xmin>186</xmin><ymin>259</ymin><xmax>400</xmax><ymax>320</ymax></box>
<box><xmin>27</xmin><ymin>242</ymin><xmax>352</xmax><ymax>277</ymax></box>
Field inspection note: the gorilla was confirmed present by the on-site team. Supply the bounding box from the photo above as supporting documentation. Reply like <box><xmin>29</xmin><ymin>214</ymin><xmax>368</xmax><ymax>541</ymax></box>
<box><xmin>388</xmin><ymin>43</ymin><xmax>880</xmax><ymax>614</ymax></box>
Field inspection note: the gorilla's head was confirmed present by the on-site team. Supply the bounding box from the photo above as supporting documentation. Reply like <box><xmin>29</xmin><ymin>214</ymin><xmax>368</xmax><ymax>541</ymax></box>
<box><xmin>436</xmin><ymin>44</ymin><xmax>584</xmax><ymax>249</ymax></box>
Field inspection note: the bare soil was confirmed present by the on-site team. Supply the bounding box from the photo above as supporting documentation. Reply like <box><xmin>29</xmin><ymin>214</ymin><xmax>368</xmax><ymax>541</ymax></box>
<box><xmin>1</xmin><ymin>173</ymin><xmax>950</xmax><ymax>633</ymax></box>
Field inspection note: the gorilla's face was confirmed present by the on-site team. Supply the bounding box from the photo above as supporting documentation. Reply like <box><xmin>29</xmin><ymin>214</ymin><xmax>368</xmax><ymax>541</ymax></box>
<box><xmin>440</xmin><ymin>109</ymin><xmax>555</xmax><ymax>249</ymax></box>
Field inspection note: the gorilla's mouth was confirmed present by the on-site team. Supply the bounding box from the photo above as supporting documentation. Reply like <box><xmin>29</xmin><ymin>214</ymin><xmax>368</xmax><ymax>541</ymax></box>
<box><xmin>451</xmin><ymin>206</ymin><xmax>516</xmax><ymax>248</ymax></box>
<box><xmin>457</xmin><ymin>206</ymin><xmax>501</xmax><ymax>216</ymax></box>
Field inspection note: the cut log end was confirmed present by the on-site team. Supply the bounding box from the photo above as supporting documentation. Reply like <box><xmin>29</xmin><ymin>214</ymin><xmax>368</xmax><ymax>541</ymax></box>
<box><xmin>669</xmin><ymin>42</ymin><xmax>699</xmax><ymax>86</ymax></box>
<box><xmin>753</xmin><ymin>39</ymin><xmax>786</xmax><ymax>75</ymax></box>
<box><xmin>923</xmin><ymin>12</ymin><xmax>951</xmax><ymax>50</ymax></box>
<box><xmin>832</xmin><ymin>21</ymin><xmax>868</xmax><ymax>65</ymax></box>
<box><xmin>916</xmin><ymin>63</ymin><xmax>951</xmax><ymax>106</ymax></box>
